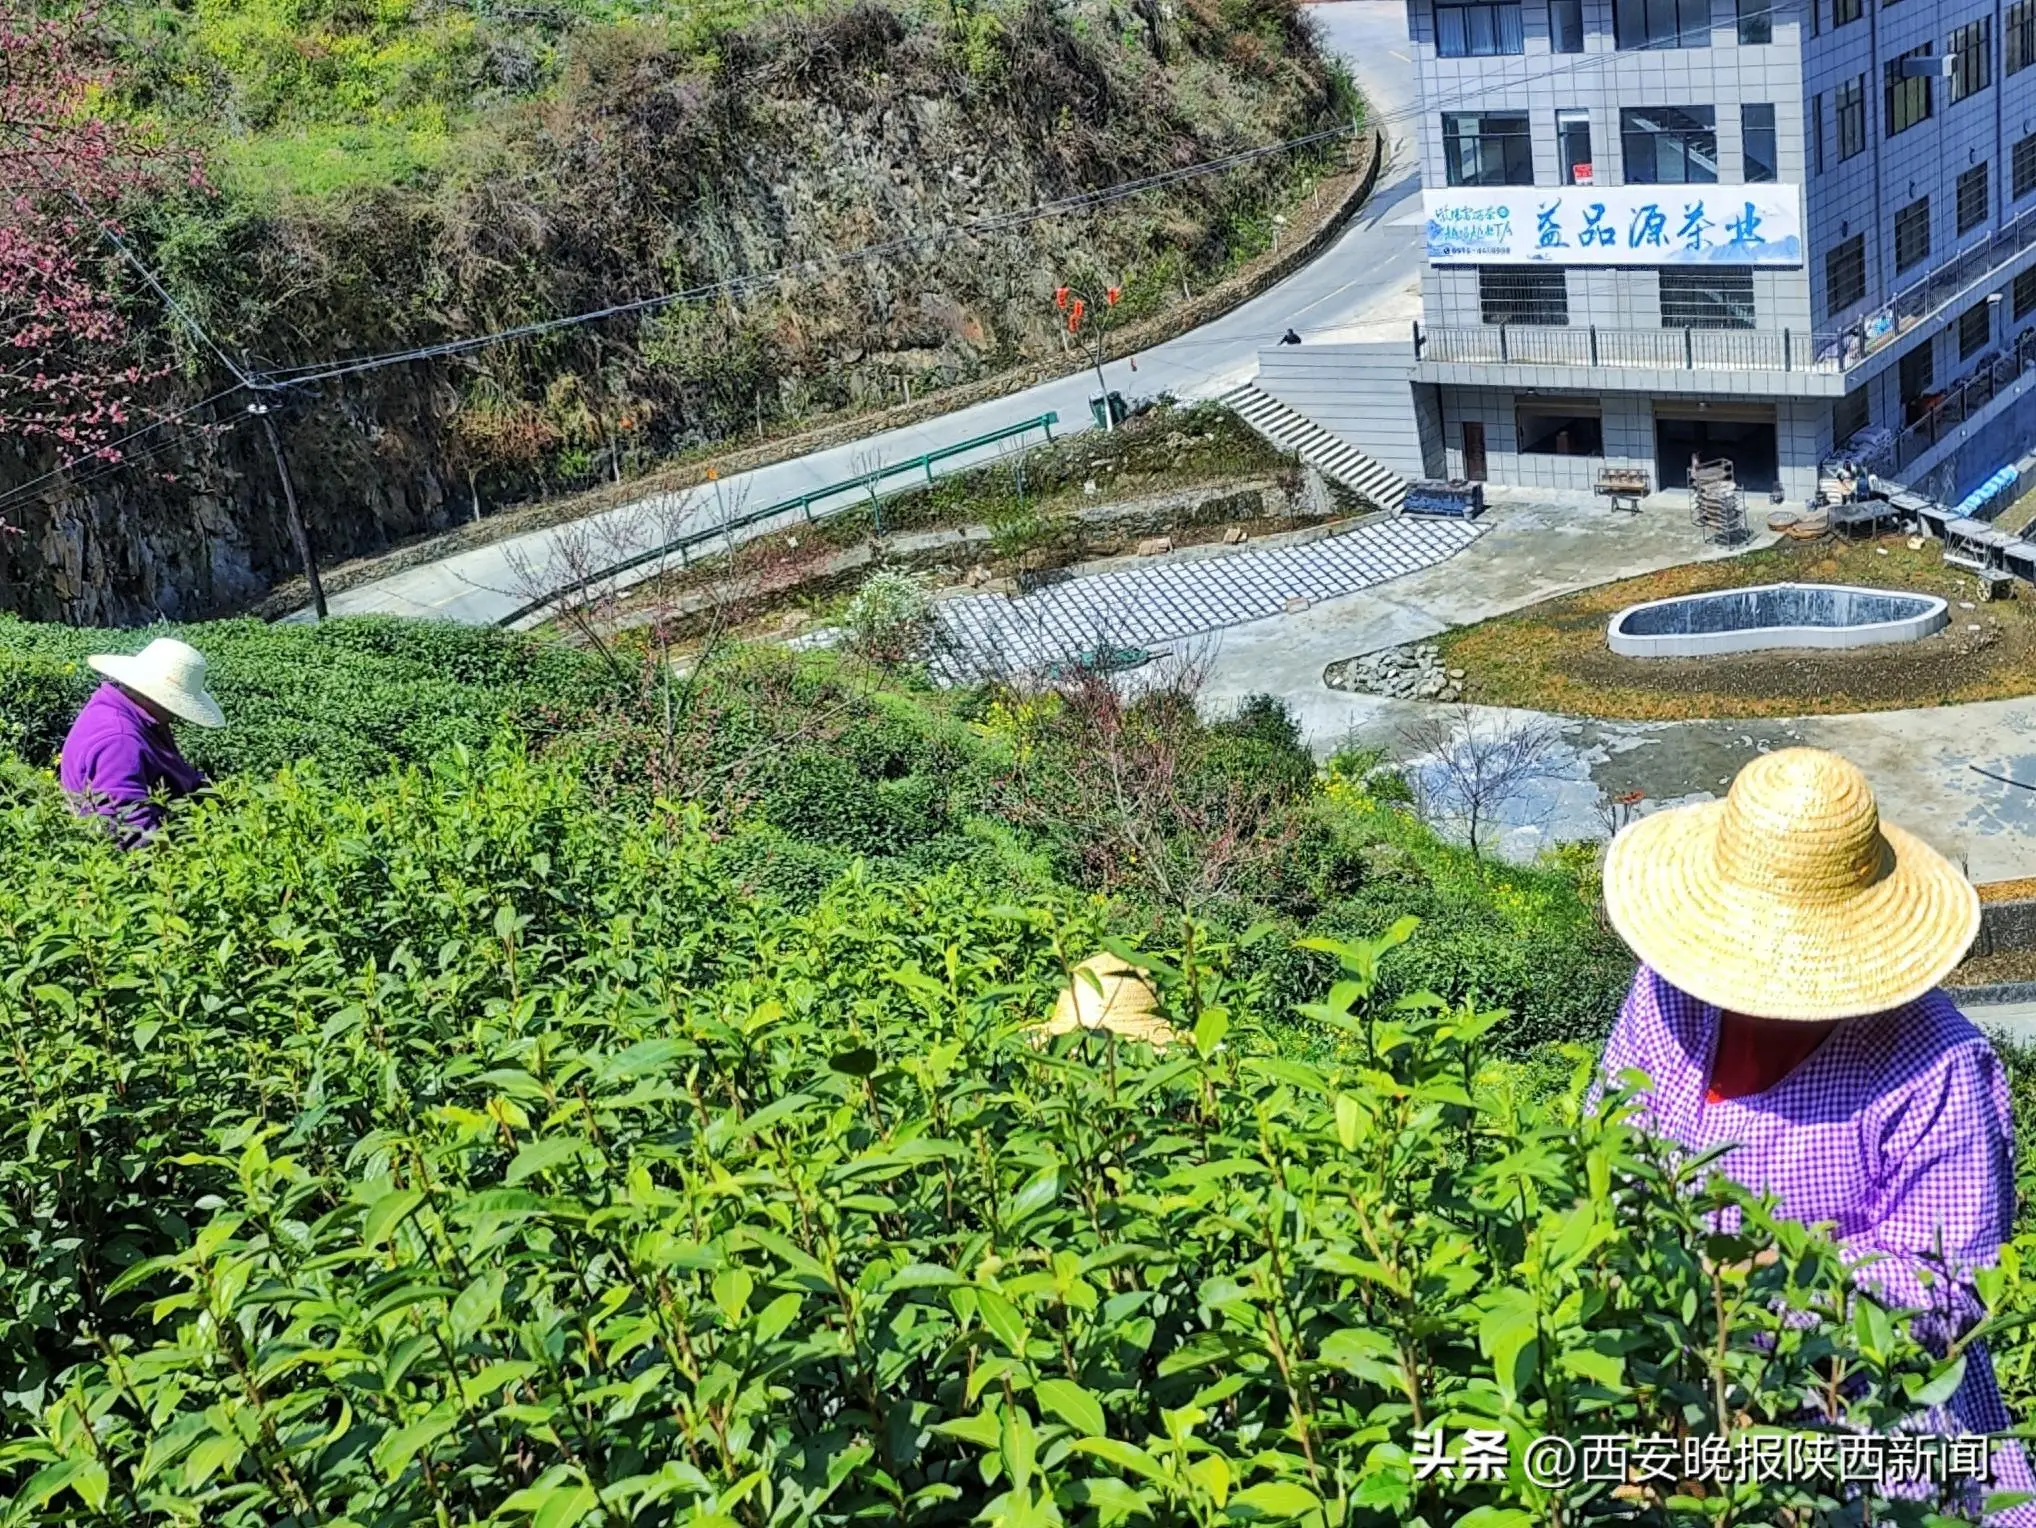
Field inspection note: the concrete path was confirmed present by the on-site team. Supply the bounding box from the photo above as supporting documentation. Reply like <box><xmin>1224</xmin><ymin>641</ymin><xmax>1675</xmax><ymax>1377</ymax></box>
<box><xmin>1187</xmin><ymin>490</ymin><xmax>2036</xmax><ymax>878</ymax></box>
<box><xmin>305</xmin><ymin>2</ymin><xmax>1425</xmax><ymax>626</ymax></box>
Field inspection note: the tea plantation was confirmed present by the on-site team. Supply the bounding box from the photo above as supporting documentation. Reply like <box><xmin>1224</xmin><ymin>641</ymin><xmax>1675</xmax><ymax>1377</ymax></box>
<box><xmin>0</xmin><ymin>617</ymin><xmax>2031</xmax><ymax>1524</ymax></box>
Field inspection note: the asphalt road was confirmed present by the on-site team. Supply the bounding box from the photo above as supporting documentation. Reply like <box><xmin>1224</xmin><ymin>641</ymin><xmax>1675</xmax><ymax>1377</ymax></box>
<box><xmin>306</xmin><ymin>1</ymin><xmax>1426</xmax><ymax>626</ymax></box>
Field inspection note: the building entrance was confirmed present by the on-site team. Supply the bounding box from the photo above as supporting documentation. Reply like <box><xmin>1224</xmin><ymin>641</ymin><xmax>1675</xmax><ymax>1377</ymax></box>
<box><xmin>1653</xmin><ymin>411</ymin><xmax>1778</xmax><ymax>494</ymax></box>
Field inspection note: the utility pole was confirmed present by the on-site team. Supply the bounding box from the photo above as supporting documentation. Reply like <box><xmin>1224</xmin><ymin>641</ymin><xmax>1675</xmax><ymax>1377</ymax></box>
<box><xmin>250</xmin><ymin>397</ymin><xmax>326</xmax><ymax>620</ymax></box>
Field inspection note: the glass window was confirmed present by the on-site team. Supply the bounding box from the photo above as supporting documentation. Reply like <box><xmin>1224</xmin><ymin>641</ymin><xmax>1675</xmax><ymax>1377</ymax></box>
<box><xmin>1443</xmin><ymin>113</ymin><xmax>1536</xmax><ymax>186</ymax></box>
<box><xmin>1833</xmin><ymin>0</ymin><xmax>1861</xmax><ymax>23</ymax></box>
<box><xmin>1811</xmin><ymin>92</ymin><xmax>1825</xmax><ymax>173</ymax></box>
<box><xmin>1957</xmin><ymin>162</ymin><xmax>1990</xmax><ymax>235</ymax></box>
<box><xmin>1893</xmin><ymin>196</ymin><xmax>1931</xmax><ymax>272</ymax></box>
<box><xmin>1659</xmin><ymin>269</ymin><xmax>1756</xmax><ymax>328</ymax></box>
<box><xmin>1478</xmin><ymin>267</ymin><xmax>1570</xmax><ymax>325</ymax></box>
<box><xmin>2011</xmin><ymin>0</ymin><xmax>2036</xmax><ymax>73</ymax></box>
<box><xmin>1885</xmin><ymin>46</ymin><xmax>1935</xmax><ymax>136</ymax></box>
<box><xmin>1742</xmin><ymin>104</ymin><xmax>1777</xmax><ymax>181</ymax></box>
<box><xmin>1614</xmin><ymin>0</ymin><xmax>1711</xmax><ymax>50</ymax></box>
<box><xmin>1557</xmin><ymin>109</ymin><xmax>1594</xmax><ymax>184</ymax></box>
<box><xmin>1836</xmin><ymin>76</ymin><xmax>1868</xmax><ymax>158</ymax></box>
<box><xmin>1550</xmin><ymin>0</ymin><xmax>1585</xmax><ymax>50</ymax></box>
<box><xmin>1825</xmin><ymin>233</ymin><xmax>1867</xmax><ymax>314</ymax></box>
<box><xmin>1959</xmin><ymin>300</ymin><xmax>1992</xmax><ymax>359</ymax></box>
<box><xmin>1516</xmin><ymin>406</ymin><xmax>1603</xmax><ymax>454</ymax></box>
<box><xmin>1948</xmin><ymin>18</ymin><xmax>1991</xmax><ymax>104</ymax></box>
<box><xmin>1736</xmin><ymin>0</ymin><xmax>1771</xmax><ymax>42</ymax></box>
<box><xmin>1621</xmin><ymin>106</ymin><xmax>1719</xmax><ymax>183</ymax></box>
<box><xmin>1437</xmin><ymin>0</ymin><xmax>1526</xmax><ymax>55</ymax></box>
<box><xmin>2016</xmin><ymin>133</ymin><xmax>2036</xmax><ymax>199</ymax></box>
<box><xmin>2015</xmin><ymin>265</ymin><xmax>2036</xmax><ymax>320</ymax></box>
<box><xmin>1832</xmin><ymin>388</ymin><xmax>1870</xmax><ymax>446</ymax></box>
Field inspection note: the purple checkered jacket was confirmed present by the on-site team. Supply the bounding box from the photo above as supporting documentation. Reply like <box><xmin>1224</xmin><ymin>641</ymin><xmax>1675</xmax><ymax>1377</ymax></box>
<box><xmin>1600</xmin><ymin>967</ymin><xmax>2036</xmax><ymax>1523</ymax></box>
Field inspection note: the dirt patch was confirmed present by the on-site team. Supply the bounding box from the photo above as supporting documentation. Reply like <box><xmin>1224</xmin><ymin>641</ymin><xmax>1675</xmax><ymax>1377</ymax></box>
<box><xmin>1980</xmin><ymin>878</ymin><xmax>2036</xmax><ymax>903</ymax></box>
<box><xmin>1949</xmin><ymin>949</ymin><xmax>2036</xmax><ymax>987</ymax></box>
<box><xmin>1440</xmin><ymin>535</ymin><xmax>2032</xmax><ymax>721</ymax></box>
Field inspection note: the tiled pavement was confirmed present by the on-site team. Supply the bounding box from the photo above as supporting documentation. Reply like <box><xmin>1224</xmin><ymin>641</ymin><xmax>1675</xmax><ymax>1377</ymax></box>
<box><xmin>934</xmin><ymin>516</ymin><xmax>1486</xmax><ymax>674</ymax></box>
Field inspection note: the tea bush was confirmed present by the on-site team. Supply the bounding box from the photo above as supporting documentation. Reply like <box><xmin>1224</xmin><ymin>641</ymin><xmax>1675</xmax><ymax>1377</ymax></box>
<box><xmin>0</xmin><ymin>747</ymin><xmax>2023</xmax><ymax>1525</ymax></box>
<box><xmin>0</xmin><ymin>616</ymin><xmax>611</xmax><ymax>784</ymax></box>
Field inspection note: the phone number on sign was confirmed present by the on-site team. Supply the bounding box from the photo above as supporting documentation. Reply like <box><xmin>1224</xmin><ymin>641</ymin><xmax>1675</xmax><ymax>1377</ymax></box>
<box><xmin>1414</xmin><ymin>1428</ymin><xmax>2000</xmax><ymax>1488</ymax></box>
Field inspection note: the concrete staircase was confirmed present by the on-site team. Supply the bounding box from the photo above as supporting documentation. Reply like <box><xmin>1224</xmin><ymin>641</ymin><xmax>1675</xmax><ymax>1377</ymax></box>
<box><xmin>1220</xmin><ymin>381</ymin><xmax>1410</xmax><ymax>514</ymax></box>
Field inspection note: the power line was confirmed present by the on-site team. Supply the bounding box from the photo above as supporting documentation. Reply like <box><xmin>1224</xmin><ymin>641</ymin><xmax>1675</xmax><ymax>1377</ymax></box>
<box><xmin>0</xmin><ymin>387</ymin><xmax>248</xmax><ymax>522</ymax></box>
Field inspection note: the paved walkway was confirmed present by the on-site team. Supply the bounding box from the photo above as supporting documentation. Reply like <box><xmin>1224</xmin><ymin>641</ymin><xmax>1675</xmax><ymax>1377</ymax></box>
<box><xmin>1186</xmin><ymin>490</ymin><xmax>2036</xmax><ymax>878</ymax></box>
<box><xmin>936</xmin><ymin>516</ymin><xmax>1484</xmax><ymax>673</ymax></box>
<box><xmin>301</xmin><ymin>2</ymin><xmax>1423</xmax><ymax>627</ymax></box>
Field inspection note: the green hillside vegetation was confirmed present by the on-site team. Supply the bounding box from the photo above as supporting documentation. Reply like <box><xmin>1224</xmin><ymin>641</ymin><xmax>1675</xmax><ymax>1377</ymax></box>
<box><xmin>1</xmin><ymin>619</ymin><xmax>2033</xmax><ymax>1522</ymax></box>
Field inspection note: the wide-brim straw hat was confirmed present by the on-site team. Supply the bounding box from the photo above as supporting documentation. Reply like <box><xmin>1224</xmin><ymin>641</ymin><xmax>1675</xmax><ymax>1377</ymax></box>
<box><xmin>1034</xmin><ymin>954</ymin><xmax>1179</xmax><ymax>1047</ymax></box>
<box><xmin>1602</xmin><ymin>747</ymin><xmax>1978</xmax><ymax>1021</ymax></box>
<box><xmin>88</xmin><ymin>637</ymin><xmax>225</xmax><ymax>729</ymax></box>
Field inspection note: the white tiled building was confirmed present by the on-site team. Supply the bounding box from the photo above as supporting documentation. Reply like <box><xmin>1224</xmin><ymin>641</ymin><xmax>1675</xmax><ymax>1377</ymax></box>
<box><xmin>1260</xmin><ymin>0</ymin><xmax>2036</xmax><ymax>505</ymax></box>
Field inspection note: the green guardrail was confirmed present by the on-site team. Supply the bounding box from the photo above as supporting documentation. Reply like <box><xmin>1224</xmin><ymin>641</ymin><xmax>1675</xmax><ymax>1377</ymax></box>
<box><xmin>498</xmin><ymin>410</ymin><xmax>1059</xmax><ymax>627</ymax></box>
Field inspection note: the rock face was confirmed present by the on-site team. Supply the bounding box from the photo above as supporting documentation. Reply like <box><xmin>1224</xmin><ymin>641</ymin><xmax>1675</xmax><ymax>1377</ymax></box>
<box><xmin>1323</xmin><ymin>641</ymin><xmax>1464</xmax><ymax>702</ymax></box>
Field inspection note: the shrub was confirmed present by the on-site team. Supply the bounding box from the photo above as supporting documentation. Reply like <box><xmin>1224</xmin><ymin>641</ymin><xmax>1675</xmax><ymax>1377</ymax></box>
<box><xmin>841</xmin><ymin>568</ymin><xmax>939</xmax><ymax>670</ymax></box>
<box><xmin>0</xmin><ymin>615</ymin><xmax>608</xmax><ymax>783</ymax></box>
<box><xmin>0</xmin><ymin>793</ymin><xmax>1996</xmax><ymax>1522</ymax></box>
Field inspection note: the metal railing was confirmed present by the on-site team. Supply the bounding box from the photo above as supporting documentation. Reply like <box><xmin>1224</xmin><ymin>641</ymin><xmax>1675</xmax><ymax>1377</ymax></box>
<box><xmin>1864</xmin><ymin>329</ymin><xmax>2036</xmax><ymax>478</ymax></box>
<box><xmin>1414</xmin><ymin>205</ymin><xmax>2036</xmax><ymax>379</ymax></box>
<box><xmin>1415</xmin><ymin>321</ymin><xmax>1844</xmax><ymax>373</ymax></box>
<box><xmin>498</xmin><ymin>411</ymin><xmax>1059</xmax><ymax>627</ymax></box>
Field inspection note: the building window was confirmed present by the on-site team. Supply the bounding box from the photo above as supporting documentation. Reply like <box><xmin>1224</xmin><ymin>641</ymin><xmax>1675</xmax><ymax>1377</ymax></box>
<box><xmin>2016</xmin><ymin>134</ymin><xmax>2036</xmax><ymax>199</ymax></box>
<box><xmin>1893</xmin><ymin>196</ymin><xmax>1931</xmax><ymax>271</ymax></box>
<box><xmin>1614</xmin><ymin>0</ymin><xmax>1711</xmax><ymax>49</ymax></box>
<box><xmin>1550</xmin><ymin>0</ymin><xmax>1585</xmax><ymax>50</ymax></box>
<box><xmin>1886</xmin><ymin>47</ymin><xmax>1935</xmax><ymax>136</ymax></box>
<box><xmin>1948</xmin><ymin>19</ymin><xmax>1992</xmax><ymax>103</ymax></box>
<box><xmin>1959</xmin><ymin>300</ymin><xmax>1993</xmax><ymax>359</ymax></box>
<box><xmin>1742</xmin><ymin>104</ymin><xmax>1778</xmax><ymax>181</ymax></box>
<box><xmin>1516</xmin><ymin>404</ymin><xmax>1604</xmax><ymax>454</ymax></box>
<box><xmin>1899</xmin><ymin>343</ymin><xmax>1935</xmax><ymax>411</ymax></box>
<box><xmin>1737</xmin><ymin>0</ymin><xmax>1772</xmax><ymax>43</ymax></box>
<box><xmin>1832</xmin><ymin>388</ymin><xmax>1870</xmax><ymax>447</ymax></box>
<box><xmin>1834</xmin><ymin>0</ymin><xmax>1861</xmax><ymax>21</ymax></box>
<box><xmin>1836</xmin><ymin>76</ymin><xmax>1868</xmax><ymax>159</ymax></box>
<box><xmin>1957</xmin><ymin>162</ymin><xmax>1990</xmax><ymax>235</ymax></box>
<box><xmin>1437</xmin><ymin>0</ymin><xmax>1526</xmax><ymax>54</ymax></box>
<box><xmin>1811</xmin><ymin>93</ymin><xmax>1825</xmax><ymax>173</ymax></box>
<box><xmin>1557</xmin><ymin>109</ymin><xmax>1594</xmax><ymax>184</ymax></box>
<box><xmin>2016</xmin><ymin>265</ymin><xmax>2036</xmax><ymax>320</ymax></box>
<box><xmin>1443</xmin><ymin>113</ymin><xmax>1535</xmax><ymax>186</ymax></box>
<box><xmin>1825</xmin><ymin>232</ymin><xmax>1867</xmax><ymax>314</ymax></box>
<box><xmin>1479</xmin><ymin>266</ymin><xmax>1570</xmax><ymax>325</ymax></box>
<box><xmin>2012</xmin><ymin>0</ymin><xmax>2036</xmax><ymax>73</ymax></box>
<box><xmin>1621</xmin><ymin>106</ymin><xmax>1719</xmax><ymax>183</ymax></box>
<box><xmin>1660</xmin><ymin>269</ymin><xmax>1756</xmax><ymax>328</ymax></box>
<box><xmin>1810</xmin><ymin>0</ymin><xmax>1820</xmax><ymax>33</ymax></box>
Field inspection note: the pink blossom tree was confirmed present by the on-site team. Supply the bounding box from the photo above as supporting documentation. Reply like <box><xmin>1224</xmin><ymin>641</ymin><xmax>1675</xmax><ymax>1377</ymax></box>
<box><xmin>0</xmin><ymin>3</ymin><xmax>201</xmax><ymax>469</ymax></box>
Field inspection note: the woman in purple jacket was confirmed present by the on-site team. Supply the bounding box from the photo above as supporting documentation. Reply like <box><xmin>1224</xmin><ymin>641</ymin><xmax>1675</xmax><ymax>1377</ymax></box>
<box><xmin>58</xmin><ymin>637</ymin><xmax>224</xmax><ymax>845</ymax></box>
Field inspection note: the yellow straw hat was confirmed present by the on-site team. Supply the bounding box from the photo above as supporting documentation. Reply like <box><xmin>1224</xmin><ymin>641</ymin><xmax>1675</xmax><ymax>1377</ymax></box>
<box><xmin>1601</xmin><ymin>747</ymin><xmax>1978</xmax><ymax>1021</ymax></box>
<box><xmin>1034</xmin><ymin>954</ymin><xmax>1179</xmax><ymax>1047</ymax></box>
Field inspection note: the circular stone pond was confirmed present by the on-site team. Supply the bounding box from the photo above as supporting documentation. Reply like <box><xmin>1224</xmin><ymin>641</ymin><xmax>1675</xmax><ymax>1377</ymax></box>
<box><xmin>1607</xmin><ymin>582</ymin><xmax>1949</xmax><ymax>659</ymax></box>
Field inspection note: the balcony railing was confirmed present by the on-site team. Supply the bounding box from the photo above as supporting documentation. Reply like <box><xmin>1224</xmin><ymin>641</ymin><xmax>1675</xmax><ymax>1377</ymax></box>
<box><xmin>1861</xmin><ymin>327</ymin><xmax>2036</xmax><ymax>478</ymax></box>
<box><xmin>1415</xmin><ymin>322</ymin><xmax>1843</xmax><ymax>373</ymax></box>
<box><xmin>1414</xmin><ymin>201</ymin><xmax>2036</xmax><ymax>380</ymax></box>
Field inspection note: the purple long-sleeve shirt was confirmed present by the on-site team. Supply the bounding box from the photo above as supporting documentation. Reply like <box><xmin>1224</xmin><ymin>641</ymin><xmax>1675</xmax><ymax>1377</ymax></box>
<box><xmin>58</xmin><ymin>682</ymin><xmax>208</xmax><ymax>845</ymax></box>
<box><xmin>1600</xmin><ymin>967</ymin><xmax>2036</xmax><ymax>1522</ymax></box>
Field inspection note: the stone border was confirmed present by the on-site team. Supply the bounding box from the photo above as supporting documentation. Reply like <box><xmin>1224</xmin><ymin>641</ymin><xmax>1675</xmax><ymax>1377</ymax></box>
<box><xmin>258</xmin><ymin>127</ymin><xmax>1389</xmax><ymax>617</ymax></box>
<box><xmin>1949</xmin><ymin>980</ymin><xmax>2036</xmax><ymax>1007</ymax></box>
<box><xmin>1605</xmin><ymin>583</ymin><xmax>1950</xmax><ymax>659</ymax></box>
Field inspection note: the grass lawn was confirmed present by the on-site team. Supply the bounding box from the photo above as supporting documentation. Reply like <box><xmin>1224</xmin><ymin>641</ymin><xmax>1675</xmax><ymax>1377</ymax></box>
<box><xmin>1439</xmin><ymin>531</ymin><xmax>2033</xmax><ymax>720</ymax></box>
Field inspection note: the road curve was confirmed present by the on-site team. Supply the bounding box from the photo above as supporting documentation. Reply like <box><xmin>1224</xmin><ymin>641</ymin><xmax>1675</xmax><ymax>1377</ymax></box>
<box><xmin>311</xmin><ymin>2</ymin><xmax>1423</xmax><ymax>625</ymax></box>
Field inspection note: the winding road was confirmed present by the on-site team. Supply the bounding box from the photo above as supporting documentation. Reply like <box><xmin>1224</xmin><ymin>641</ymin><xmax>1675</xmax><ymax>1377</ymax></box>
<box><xmin>309</xmin><ymin>1</ymin><xmax>1425</xmax><ymax>625</ymax></box>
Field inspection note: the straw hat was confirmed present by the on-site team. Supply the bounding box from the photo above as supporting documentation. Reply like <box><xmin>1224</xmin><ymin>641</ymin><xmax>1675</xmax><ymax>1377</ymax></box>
<box><xmin>88</xmin><ymin>638</ymin><xmax>225</xmax><ymax>729</ymax></box>
<box><xmin>1602</xmin><ymin>748</ymin><xmax>1977</xmax><ymax>1021</ymax></box>
<box><xmin>1034</xmin><ymin>954</ymin><xmax>1179</xmax><ymax>1047</ymax></box>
